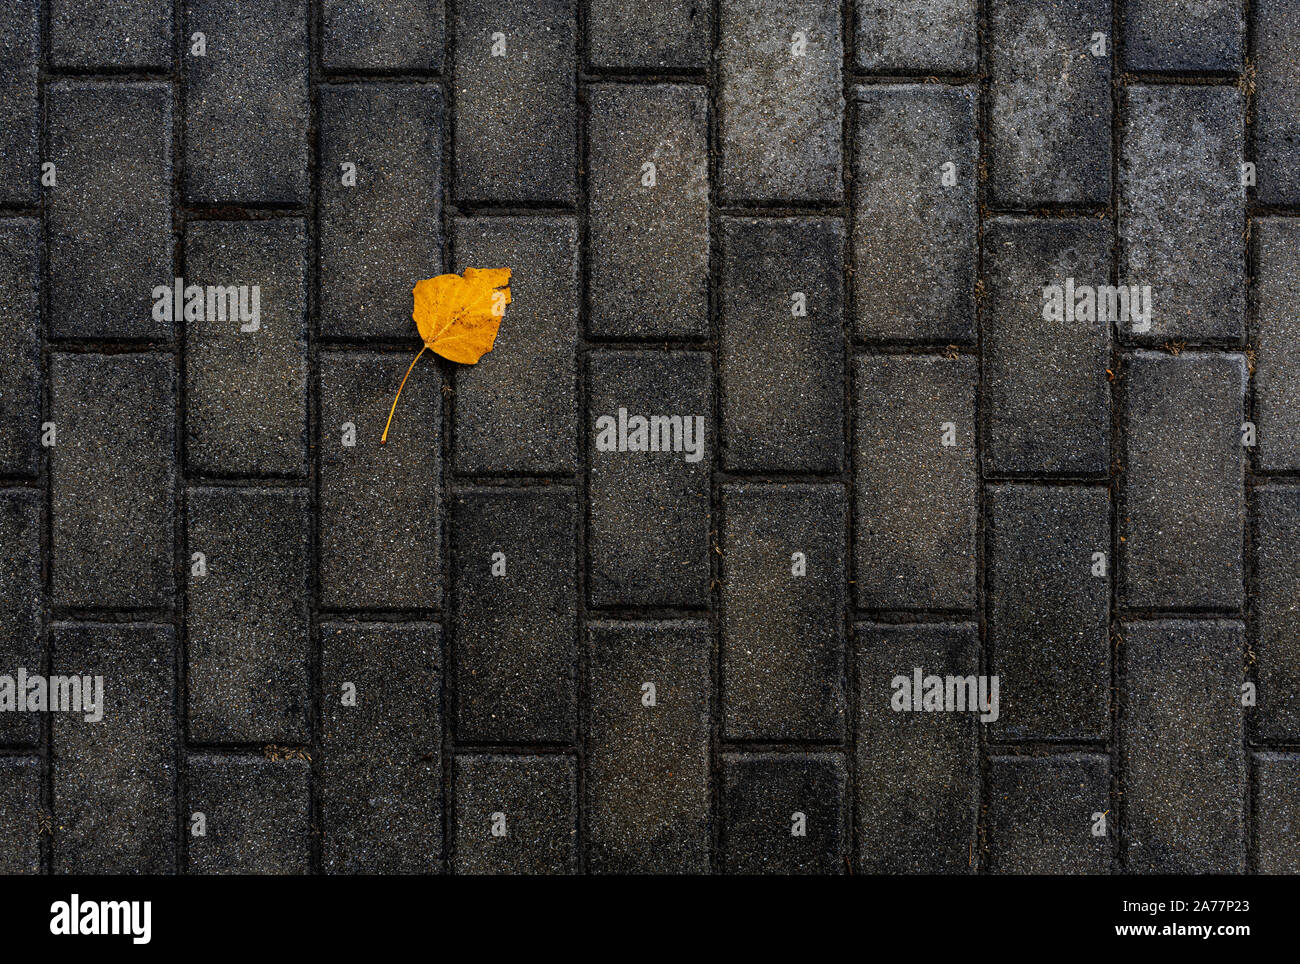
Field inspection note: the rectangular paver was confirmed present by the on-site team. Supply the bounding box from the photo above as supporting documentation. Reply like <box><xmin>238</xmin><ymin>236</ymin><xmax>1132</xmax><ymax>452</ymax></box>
<box><xmin>1254</xmin><ymin>486</ymin><xmax>1300</xmax><ymax>741</ymax></box>
<box><xmin>855</xmin><ymin>0</ymin><xmax>977</xmax><ymax>73</ymax></box>
<box><xmin>587</xmin><ymin>0</ymin><xmax>710</xmax><ymax>71</ymax></box>
<box><xmin>987</xmin><ymin>754</ymin><xmax>1112</xmax><ymax>874</ymax></box>
<box><xmin>720</xmin><ymin>217</ymin><xmax>844</xmax><ymax>473</ymax></box>
<box><xmin>854</xmin><ymin>355</ymin><xmax>977</xmax><ymax>610</ymax></box>
<box><xmin>587</xmin><ymin>621</ymin><xmax>709</xmax><ymax>874</ymax></box>
<box><xmin>722</xmin><ymin>753</ymin><xmax>847</xmax><ymax>875</ymax></box>
<box><xmin>1121</xmin><ymin>619</ymin><xmax>1245</xmax><ymax>874</ymax></box>
<box><xmin>1123</xmin><ymin>0</ymin><xmax>1243</xmax><ymax>72</ymax></box>
<box><xmin>1255</xmin><ymin>219</ymin><xmax>1300</xmax><ymax>472</ymax></box>
<box><xmin>187</xmin><ymin>756</ymin><xmax>311</xmax><ymax>874</ymax></box>
<box><xmin>854</xmin><ymin>86</ymin><xmax>977</xmax><ymax>343</ymax></box>
<box><xmin>322</xmin><ymin>0</ymin><xmax>444</xmax><ymax>71</ymax></box>
<box><xmin>50</xmin><ymin>0</ymin><xmax>171</xmax><ymax>69</ymax></box>
<box><xmin>0</xmin><ymin>2</ymin><xmax>38</xmax><ymax>208</ymax></box>
<box><xmin>453</xmin><ymin>755</ymin><xmax>578</xmax><ymax>874</ymax></box>
<box><xmin>587</xmin><ymin>85</ymin><xmax>709</xmax><ymax>340</ymax></box>
<box><xmin>1256</xmin><ymin>1</ymin><xmax>1300</xmax><ymax>205</ymax></box>
<box><xmin>452</xmin><ymin>488</ymin><xmax>577</xmax><ymax>743</ymax></box>
<box><xmin>1256</xmin><ymin>752</ymin><xmax>1300</xmax><ymax>874</ymax></box>
<box><xmin>722</xmin><ymin>484</ymin><xmax>846</xmax><ymax>741</ymax></box>
<box><xmin>0</xmin><ymin>758</ymin><xmax>40</xmax><ymax>874</ymax></box>
<box><xmin>0</xmin><ymin>219</ymin><xmax>40</xmax><ymax>477</ymax></box>
<box><xmin>0</xmin><ymin>490</ymin><xmax>40</xmax><ymax>747</ymax></box>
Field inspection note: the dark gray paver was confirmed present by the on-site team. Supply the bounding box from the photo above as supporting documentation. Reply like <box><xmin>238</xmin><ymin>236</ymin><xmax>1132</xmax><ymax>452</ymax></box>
<box><xmin>587</xmin><ymin>351</ymin><xmax>711</xmax><ymax>608</ymax></box>
<box><xmin>855</xmin><ymin>622</ymin><xmax>979</xmax><ymax>873</ymax></box>
<box><xmin>855</xmin><ymin>0</ymin><xmax>977</xmax><ymax>73</ymax></box>
<box><xmin>987</xmin><ymin>485</ymin><xmax>1110</xmax><ymax>741</ymax></box>
<box><xmin>854</xmin><ymin>86</ymin><xmax>977</xmax><ymax>343</ymax></box>
<box><xmin>453</xmin><ymin>755</ymin><xmax>578</xmax><ymax>874</ymax></box>
<box><xmin>319</xmin><ymin>352</ymin><xmax>441</xmax><ymax>610</ymax></box>
<box><xmin>0</xmin><ymin>758</ymin><xmax>40</xmax><ymax>874</ymax></box>
<box><xmin>1256</xmin><ymin>1</ymin><xmax>1300</xmax><ymax>205</ymax></box>
<box><xmin>1123</xmin><ymin>0</ymin><xmax>1243</xmax><ymax>72</ymax></box>
<box><xmin>1120</xmin><ymin>86</ymin><xmax>1244</xmax><ymax>344</ymax></box>
<box><xmin>50</xmin><ymin>0</ymin><xmax>171</xmax><ymax>69</ymax></box>
<box><xmin>719</xmin><ymin>0</ymin><xmax>843</xmax><ymax>204</ymax></box>
<box><xmin>322</xmin><ymin>0</ymin><xmax>444</xmax><ymax>71</ymax></box>
<box><xmin>320</xmin><ymin>622</ymin><xmax>442</xmax><ymax>874</ymax></box>
<box><xmin>987</xmin><ymin>754</ymin><xmax>1112</xmax><ymax>874</ymax></box>
<box><xmin>587</xmin><ymin>621</ymin><xmax>709</xmax><ymax>874</ymax></box>
<box><xmin>1254</xmin><ymin>487</ymin><xmax>1300</xmax><ymax>741</ymax></box>
<box><xmin>987</xmin><ymin>0</ymin><xmax>1112</xmax><ymax>207</ymax></box>
<box><xmin>854</xmin><ymin>355</ymin><xmax>977</xmax><ymax>610</ymax></box>
<box><xmin>1119</xmin><ymin>351</ymin><xmax>1245</xmax><ymax>611</ymax></box>
<box><xmin>0</xmin><ymin>219</ymin><xmax>40</xmax><ymax>477</ymax></box>
<box><xmin>587</xmin><ymin>0</ymin><xmax>709</xmax><ymax>71</ymax></box>
<box><xmin>1255</xmin><ymin>219</ymin><xmax>1300</xmax><ymax>472</ymax></box>
<box><xmin>452</xmin><ymin>488</ymin><xmax>577</xmax><ymax>743</ymax></box>
<box><xmin>0</xmin><ymin>3</ymin><xmax>37</xmax><ymax>208</ymax></box>
<box><xmin>1122</xmin><ymin>619</ymin><xmax>1245</xmax><ymax>874</ymax></box>
<box><xmin>982</xmin><ymin>217</ymin><xmax>1111</xmax><ymax>477</ymax></box>
<box><xmin>184</xmin><ymin>219</ymin><xmax>309</xmax><ymax>478</ymax></box>
<box><xmin>187</xmin><ymin>488</ymin><xmax>310</xmax><ymax>744</ymax></box>
<box><xmin>452</xmin><ymin>217</ymin><xmax>578</xmax><ymax>475</ymax></box>
<box><xmin>187</xmin><ymin>756</ymin><xmax>311</xmax><ymax>874</ymax></box>
<box><xmin>47</xmin><ymin>83</ymin><xmax>173</xmax><ymax>340</ymax></box>
<box><xmin>722</xmin><ymin>484</ymin><xmax>846</xmax><ymax>741</ymax></box>
<box><xmin>720</xmin><ymin>217</ymin><xmax>844</xmax><ymax>473</ymax></box>
<box><xmin>454</xmin><ymin>0</ymin><xmax>575</xmax><ymax>204</ymax></box>
<box><xmin>319</xmin><ymin>84</ymin><xmax>442</xmax><ymax>340</ymax></box>
<box><xmin>587</xmin><ymin>85</ymin><xmax>709</xmax><ymax>340</ymax></box>
<box><xmin>184</xmin><ymin>0</ymin><xmax>309</xmax><ymax>205</ymax></box>
<box><xmin>721</xmin><ymin>752</ymin><xmax>847</xmax><ymax>875</ymax></box>
<box><xmin>51</xmin><ymin>353</ymin><xmax>175</xmax><ymax>610</ymax></box>
<box><xmin>1256</xmin><ymin>753</ymin><xmax>1300</xmax><ymax>874</ymax></box>
<box><xmin>0</xmin><ymin>490</ymin><xmax>40</xmax><ymax>746</ymax></box>
<box><xmin>52</xmin><ymin>623</ymin><xmax>176</xmax><ymax>874</ymax></box>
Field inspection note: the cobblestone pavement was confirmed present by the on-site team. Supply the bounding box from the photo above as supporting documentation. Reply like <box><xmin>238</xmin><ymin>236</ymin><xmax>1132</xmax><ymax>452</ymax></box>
<box><xmin>0</xmin><ymin>0</ymin><xmax>1296</xmax><ymax>875</ymax></box>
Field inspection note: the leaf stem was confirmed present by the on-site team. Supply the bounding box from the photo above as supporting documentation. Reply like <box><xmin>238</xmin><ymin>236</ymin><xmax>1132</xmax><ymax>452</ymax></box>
<box><xmin>381</xmin><ymin>345</ymin><xmax>427</xmax><ymax>445</ymax></box>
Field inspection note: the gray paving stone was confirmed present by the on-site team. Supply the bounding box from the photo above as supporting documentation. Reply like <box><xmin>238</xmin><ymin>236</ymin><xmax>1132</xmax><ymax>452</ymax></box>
<box><xmin>721</xmin><ymin>752</ymin><xmax>847</xmax><ymax>875</ymax></box>
<box><xmin>0</xmin><ymin>758</ymin><xmax>40</xmax><ymax>874</ymax></box>
<box><xmin>319</xmin><ymin>352</ymin><xmax>441</xmax><ymax>610</ymax></box>
<box><xmin>986</xmin><ymin>754</ymin><xmax>1112</xmax><ymax>875</ymax></box>
<box><xmin>187</xmin><ymin>756</ymin><xmax>311</xmax><ymax>874</ymax></box>
<box><xmin>47</xmin><ymin>83</ymin><xmax>173</xmax><ymax>340</ymax></box>
<box><xmin>322</xmin><ymin>0</ymin><xmax>444</xmax><ymax>71</ymax></box>
<box><xmin>1119</xmin><ymin>351</ymin><xmax>1245</xmax><ymax>611</ymax></box>
<box><xmin>52</xmin><ymin>623</ymin><xmax>176</xmax><ymax>874</ymax></box>
<box><xmin>454</xmin><ymin>0</ymin><xmax>575</xmax><ymax>204</ymax></box>
<box><xmin>987</xmin><ymin>0</ymin><xmax>1112</xmax><ymax>207</ymax></box>
<box><xmin>1255</xmin><ymin>219</ymin><xmax>1300</xmax><ymax>472</ymax></box>
<box><xmin>184</xmin><ymin>0</ymin><xmax>309</xmax><ymax>205</ymax></box>
<box><xmin>186</xmin><ymin>487</ymin><xmax>310</xmax><ymax>744</ymax></box>
<box><xmin>51</xmin><ymin>353</ymin><xmax>175</xmax><ymax>610</ymax></box>
<box><xmin>854</xmin><ymin>86</ymin><xmax>976</xmax><ymax>343</ymax></box>
<box><xmin>1119</xmin><ymin>86</ymin><xmax>1244</xmax><ymax>344</ymax></box>
<box><xmin>451</xmin><ymin>488</ymin><xmax>577</xmax><ymax>743</ymax></box>
<box><xmin>855</xmin><ymin>0</ymin><xmax>976</xmax><ymax>73</ymax></box>
<box><xmin>1121</xmin><ymin>619</ymin><xmax>1245</xmax><ymax>874</ymax></box>
<box><xmin>0</xmin><ymin>219</ymin><xmax>40</xmax><ymax>477</ymax></box>
<box><xmin>587</xmin><ymin>85</ymin><xmax>709</xmax><ymax>340</ymax></box>
<box><xmin>987</xmin><ymin>486</ymin><xmax>1110</xmax><ymax>741</ymax></box>
<box><xmin>320</xmin><ymin>622</ymin><xmax>442</xmax><ymax>874</ymax></box>
<box><xmin>719</xmin><ymin>0</ymin><xmax>843</xmax><ymax>204</ymax></box>
<box><xmin>319</xmin><ymin>84</ymin><xmax>442</xmax><ymax>340</ymax></box>
<box><xmin>982</xmin><ymin>217</ymin><xmax>1111</xmax><ymax>477</ymax></box>
<box><xmin>50</xmin><ymin>0</ymin><xmax>171</xmax><ymax>69</ymax></box>
<box><xmin>1254</xmin><ymin>486</ymin><xmax>1300</xmax><ymax>741</ymax></box>
<box><xmin>587</xmin><ymin>620</ymin><xmax>709</xmax><ymax>874</ymax></box>
<box><xmin>1123</xmin><ymin>0</ymin><xmax>1242</xmax><ymax>72</ymax></box>
<box><xmin>722</xmin><ymin>484</ymin><xmax>846</xmax><ymax>741</ymax></box>
<box><xmin>453</xmin><ymin>755</ymin><xmax>577</xmax><ymax>874</ymax></box>
<box><xmin>0</xmin><ymin>2</ymin><xmax>38</xmax><ymax>208</ymax></box>
<box><xmin>0</xmin><ymin>490</ymin><xmax>41</xmax><ymax>746</ymax></box>
<box><xmin>587</xmin><ymin>351</ymin><xmax>711</xmax><ymax>608</ymax></box>
<box><xmin>855</xmin><ymin>622</ymin><xmax>979</xmax><ymax>873</ymax></box>
<box><xmin>1255</xmin><ymin>752</ymin><xmax>1300</xmax><ymax>874</ymax></box>
<box><xmin>452</xmin><ymin>217</ymin><xmax>578</xmax><ymax>475</ymax></box>
<box><xmin>587</xmin><ymin>0</ymin><xmax>710</xmax><ymax>71</ymax></box>
<box><xmin>720</xmin><ymin>218</ymin><xmax>844</xmax><ymax>473</ymax></box>
<box><xmin>1256</xmin><ymin>1</ymin><xmax>1300</xmax><ymax>205</ymax></box>
<box><xmin>854</xmin><ymin>355</ymin><xmax>976</xmax><ymax>610</ymax></box>
<box><xmin>184</xmin><ymin>219</ymin><xmax>309</xmax><ymax>478</ymax></box>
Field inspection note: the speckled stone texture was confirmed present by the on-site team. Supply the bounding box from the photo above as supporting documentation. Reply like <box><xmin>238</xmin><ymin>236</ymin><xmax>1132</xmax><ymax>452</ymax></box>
<box><xmin>0</xmin><ymin>0</ymin><xmax>1292</xmax><ymax>876</ymax></box>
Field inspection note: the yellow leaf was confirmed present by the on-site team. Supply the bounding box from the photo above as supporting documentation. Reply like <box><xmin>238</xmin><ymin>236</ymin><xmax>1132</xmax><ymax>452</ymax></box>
<box><xmin>382</xmin><ymin>267</ymin><xmax>511</xmax><ymax>444</ymax></box>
